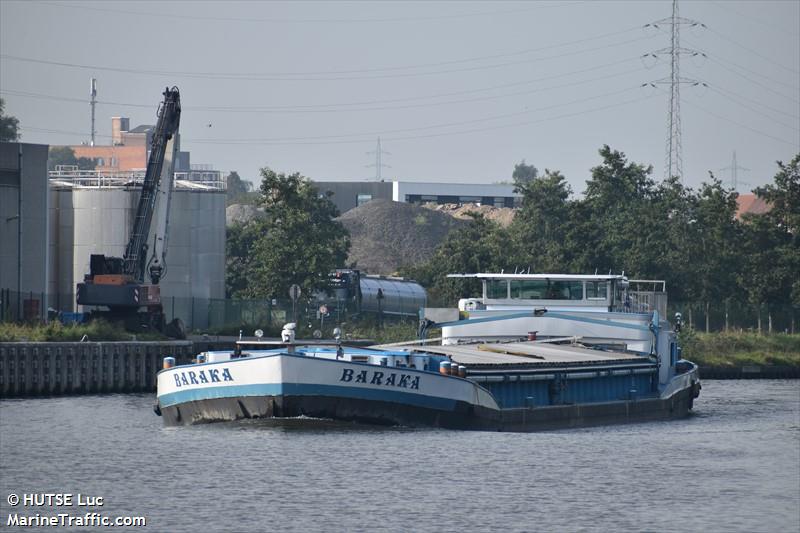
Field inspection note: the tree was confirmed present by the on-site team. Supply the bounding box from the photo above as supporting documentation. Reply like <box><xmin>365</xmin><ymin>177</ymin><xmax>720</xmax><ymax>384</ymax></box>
<box><xmin>742</xmin><ymin>154</ymin><xmax>800</xmax><ymax>332</ymax></box>
<box><xmin>226</xmin><ymin>168</ymin><xmax>350</xmax><ymax>299</ymax></box>
<box><xmin>507</xmin><ymin>169</ymin><xmax>575</xmax><ymax>272</ymax></box>
<box><xmin>688</xmin><ymin>177</ymin><xmax>742</xmax><ymax>332</ymax></box>
<box><xmin>512</xmin><ymin>159</ymin><xmax>538</xmax><ymax>188</ymax></box>
<box><xmin>756</xmin><ymin>154</ymin><xmax>800</xmax><ymax>236</ymax></box>
<box><xmin>0</xmin><ymin>98</ymin><xmax>20</xmax><ymax>142</ymax></box>
<box><xmin>578</xmin><ymin>145</ymin><xmax>656</xmax><ymax>275</ymax></box>
<box><xmin>225</xmin><ymin>171</ymin><xmax>257</xmax><ymax>206</ymax></box>
<box><xmin>47</xmin><ymin>146</ymin><xmax>96</xmax><ymax>171</ymax></box>
<box><xmin>402</xmin><ymin>213</ymin><xmax>510</xmax><ymax>305</ymax></box>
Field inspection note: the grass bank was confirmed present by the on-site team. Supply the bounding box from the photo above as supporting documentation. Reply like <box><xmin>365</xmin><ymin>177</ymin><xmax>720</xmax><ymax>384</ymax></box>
<box><xmin>0</xmin><ymin>320</ymin><xmax>164</xmax><ymax>342</ymax></box>
<box><xmin>678</xmin><ymin>330</ymin><xmax>800</xmax><ymax>368</ymax></box>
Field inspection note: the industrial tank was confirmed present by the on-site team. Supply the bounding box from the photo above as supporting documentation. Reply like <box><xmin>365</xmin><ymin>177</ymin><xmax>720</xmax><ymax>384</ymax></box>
<box><xmin>328</xmin><ymin>269</ymin><xmax>426</xmax><ymax>318</ymax></box>
<box><xmin>48</xmin><ymin>175</ymin><xmax>226</xmax><ymax>329</ymax></box>
<box><xmin>359</xmin><ymin>275</ymin><xmax>427</xmax><ymax>317</ymax></box>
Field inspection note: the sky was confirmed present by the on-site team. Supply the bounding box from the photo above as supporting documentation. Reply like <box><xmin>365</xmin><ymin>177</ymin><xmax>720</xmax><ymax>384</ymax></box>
<box><xmin>1</xmin><ymin>0</ymin><xmax>798</xmax><ymax>196</ymax></box>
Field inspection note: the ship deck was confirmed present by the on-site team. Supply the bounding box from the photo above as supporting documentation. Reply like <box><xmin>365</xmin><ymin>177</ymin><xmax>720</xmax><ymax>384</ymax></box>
<box><xmin>401</xmin><ymin>341</ymin><xmax>651</xmax><ymax>369</ymax></box>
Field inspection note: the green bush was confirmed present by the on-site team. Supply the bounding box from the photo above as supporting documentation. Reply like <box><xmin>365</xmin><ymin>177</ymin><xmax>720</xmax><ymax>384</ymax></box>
<box><xmin>679</xmin><ymin>330</ymin><xmax>800</xmax><ymax>367</ymax></box>
<box><xmin>0</xmin><ymin>320</ymin><xmax>163</xmax><ymax>342</ymax></box>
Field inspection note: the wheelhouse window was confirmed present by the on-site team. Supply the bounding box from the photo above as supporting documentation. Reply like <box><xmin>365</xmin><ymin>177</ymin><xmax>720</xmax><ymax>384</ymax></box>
<box><xmin>485</xmin><ymin>279</ymin><xmax>508</xmax><ymax>299</ymax></box>
<box><xmin>510</xmin><ymin>280</ymin><xmax>547</xmax><ymax>299</ymax></box>
<box><xmin>586</xmin><ymin>281</ymin><xmax>608</xmax><ymax>300</ymax></box>
<box><xmin>508</xmin><ymin>280</ymin><xmax>583</xmax><ymax>300</ymax></box>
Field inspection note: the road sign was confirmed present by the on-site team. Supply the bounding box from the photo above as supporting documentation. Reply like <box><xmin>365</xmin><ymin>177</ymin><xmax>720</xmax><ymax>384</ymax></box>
<box><xmin>289</xmin><ymin>284</ymin><xmax>301</xmax><ymax>301</ymax></box>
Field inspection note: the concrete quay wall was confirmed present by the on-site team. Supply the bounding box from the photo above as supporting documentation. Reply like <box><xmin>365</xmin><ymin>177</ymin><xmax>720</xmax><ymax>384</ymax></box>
<box><xmin>0</xmin><ymin>341</ymin><xmax>200</xmax><ymax>397</ymax></box>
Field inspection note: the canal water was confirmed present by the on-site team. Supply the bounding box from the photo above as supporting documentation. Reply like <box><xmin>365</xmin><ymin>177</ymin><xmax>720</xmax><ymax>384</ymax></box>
<box><xmin>1</xmin><ymin>380</ymin><xmax>798</xmax><ymax>532</ymax></box>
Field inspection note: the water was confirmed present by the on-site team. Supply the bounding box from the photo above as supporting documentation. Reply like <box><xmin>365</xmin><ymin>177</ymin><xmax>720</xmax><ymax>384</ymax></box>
<box><xmin>1</xmin><ymin>380</ymin><xmax>798</xmax><ymax>533</ymax></box>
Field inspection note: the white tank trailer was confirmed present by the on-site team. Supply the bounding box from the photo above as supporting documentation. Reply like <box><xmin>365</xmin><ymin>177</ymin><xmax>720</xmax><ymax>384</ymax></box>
<box><xmin>327</xmin><ymin>269</ymin><xmax>426</xmax><ymax>318</ymax></box>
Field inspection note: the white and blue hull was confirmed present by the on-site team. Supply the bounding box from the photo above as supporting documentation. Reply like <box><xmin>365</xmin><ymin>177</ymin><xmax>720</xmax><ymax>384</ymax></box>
<box><xmin>156</xmin><ymin>351</ymin><xmax>700</xmax><ymax>431</ymax></box>
<box><xmin>157</xmin><ymin>352</ymin><xmax>500</xmax><ymax>427</ymax></box>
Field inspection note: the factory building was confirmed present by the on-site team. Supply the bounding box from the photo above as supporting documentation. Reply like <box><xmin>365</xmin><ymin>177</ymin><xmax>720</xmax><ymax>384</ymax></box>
<box><xmin>0</xmin><ymin>142</ymin><xmax>50</xmax><ymax>321</ymax></box>
<box><xmin>312</xmin><ymin>179</ymin><xmax>520</xmax><ymax>214</ymax></box>
<box><xmin>65</xmin><ymin>116</ymin><xmax>217</xmax><ymax>183</ymax></box>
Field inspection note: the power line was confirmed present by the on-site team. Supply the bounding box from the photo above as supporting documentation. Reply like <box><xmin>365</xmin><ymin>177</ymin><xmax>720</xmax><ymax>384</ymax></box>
<box><xmin>0</xmin><ymin>56</ymin><xmax>640</xmax><ymax>111</ymax></box>
<box><xmin>708</xmin><ymin>0</ymin><xmax>799</xmax><ymax>40</ymax></box>
<box><xmin>696</xmin><ymin>55</ymin><xmax>800</xmax><ymax>105</ymax></box>
<box><xmin>0</xmin><ymin>33</ymin><xmax>658</xmax><ymax>82</ymax></box>
<box><xmin>705</xmin><ymin>26</ymin><xmax>799</xmax><ymax>76</ymax></box>
<box><xmin>682</xmin><ymin>96</ymin><xmax>800</xmax><ymax>147</ymax></box>
<box><xmin>0</xmin><ymin>63</ymin><xmax>647</xmax><ymax>115</ymax></box>
<box><xmin>39</xmin><ymin>0</ymin><xmax>587</xmax><ymax>24</ymax></box>
<box><xmin>17</xmin><ymin>91</ymin><xmax>656</xmax><ymax>147</ymax></box>
<box><xmin>706</xmin><ymin>86</ymin><xmax>800</xmax><ymax>132</ymax></box>
<box><xmin>188</xmin><ymin>87</ymin><xmax>640</xmax><ymax>143</ymax></box>
<box><xmin>706</xmin><ymin>85</ymin><xmax>799</xmax><ymax>122</ymax></box>
<box><xmin>683</xmin><ymin>37</ymin><xmax>800</xmax><ymax>95</ymax></box>
<box><xmin>201</xmin><ymin>93</ymin><xmax>659</xmax><ymax>146</ymax></box>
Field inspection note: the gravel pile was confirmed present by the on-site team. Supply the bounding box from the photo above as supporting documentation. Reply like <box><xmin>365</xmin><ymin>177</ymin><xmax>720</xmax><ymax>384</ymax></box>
<box><xmin>421</xmin><ymin>202</ymin><xmax>516</xmax><ymax>227</ymax></box>
<box><xmin>337</xmin><ymin>199</ymin><xmax>466</xmax><ymax>275</ymax></box>
<box><xmin>226</xmin><ymin>204</ymin><xmax>265</xmax><ymax>226</ymax></box>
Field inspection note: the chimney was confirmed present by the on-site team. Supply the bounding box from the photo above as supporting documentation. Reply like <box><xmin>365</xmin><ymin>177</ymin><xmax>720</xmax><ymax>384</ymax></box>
<box><xmin>111</xmin><ymin>117</ymin><xmax>130</xmax><ymax>145</ymax></box>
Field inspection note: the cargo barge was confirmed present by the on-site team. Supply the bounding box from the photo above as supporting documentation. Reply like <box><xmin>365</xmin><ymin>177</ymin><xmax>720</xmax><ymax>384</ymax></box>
<box><xmin>155</xmin><ymin>322</ymin><xmax>700</xmax><ymax>431</ymax></box>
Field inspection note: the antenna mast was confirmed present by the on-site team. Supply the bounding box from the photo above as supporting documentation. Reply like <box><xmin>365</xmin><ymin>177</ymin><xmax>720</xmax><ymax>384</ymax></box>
<box><xmin>89</xmin><ymin>78</ymin><xmax>97</xmax><ymax>146</ymax></box>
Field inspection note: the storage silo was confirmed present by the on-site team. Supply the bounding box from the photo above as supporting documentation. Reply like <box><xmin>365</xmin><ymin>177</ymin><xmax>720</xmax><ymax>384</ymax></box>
<box><xmin>48</xmin><ymin>172</ymin><xmax>226</xmax><ymax>330</ymax></box>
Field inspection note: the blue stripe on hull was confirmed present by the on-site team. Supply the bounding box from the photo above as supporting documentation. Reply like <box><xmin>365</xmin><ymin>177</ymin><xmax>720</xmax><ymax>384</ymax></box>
<box><xmin>159</xmin><ymin>383</ymin><xmax>458</xmax><ymax>412</ymax></box>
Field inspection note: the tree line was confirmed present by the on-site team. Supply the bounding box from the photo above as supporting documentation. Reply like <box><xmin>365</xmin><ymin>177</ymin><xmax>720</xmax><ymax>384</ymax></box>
<box><xmin>403</xmin><ymin>146</ymin><xmax>799</xmax><ymax>332</ymax></box>
<box><xmin>227</xmin><ymin>147</ymin><xmax>797</xmax><ymax>331</ymax></box>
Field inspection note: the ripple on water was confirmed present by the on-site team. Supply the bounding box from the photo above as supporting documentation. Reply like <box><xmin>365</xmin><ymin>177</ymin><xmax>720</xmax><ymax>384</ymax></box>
<box><xmin>1</xmin><ymin>380</ymin><xmax>798</xmax><ymax>533</ymax></box>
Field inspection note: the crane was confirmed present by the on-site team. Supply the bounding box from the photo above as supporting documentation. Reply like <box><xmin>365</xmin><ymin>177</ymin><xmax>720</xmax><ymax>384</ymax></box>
<box><xmin>76</xmin><ymin>87</ymin><xmax>183</xmax><ymax>336</ymax></box>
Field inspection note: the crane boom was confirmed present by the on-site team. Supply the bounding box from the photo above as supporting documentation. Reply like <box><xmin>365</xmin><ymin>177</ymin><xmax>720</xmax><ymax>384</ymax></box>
<box><xmin>124</xmin><ymin>87</ymin><xmax>181</xmax><ymax>282</ymax></box>
<box><xmin>75</xmin><ymin>87</ymin><xmax>183</xmax><ymax>336</ymax></box>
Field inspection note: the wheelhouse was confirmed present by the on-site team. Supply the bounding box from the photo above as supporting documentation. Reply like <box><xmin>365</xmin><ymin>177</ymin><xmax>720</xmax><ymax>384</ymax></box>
<box><xmin>448</xmin><ymin>273</ymin><xmax>667</xmax><ymax>315</ymax></box>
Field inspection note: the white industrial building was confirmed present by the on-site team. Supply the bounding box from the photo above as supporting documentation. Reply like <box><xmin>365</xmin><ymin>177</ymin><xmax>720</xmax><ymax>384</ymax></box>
<box><xmin>312</xmin><ymin>179</ymin><xmax>520</xmax><ymax>214</ymax></box>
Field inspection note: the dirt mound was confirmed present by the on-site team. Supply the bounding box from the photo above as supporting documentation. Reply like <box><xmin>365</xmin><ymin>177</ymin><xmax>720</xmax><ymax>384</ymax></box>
<box><xmin>422</xmin><ymin>202</ymin><xmax>516</xmax><ymax>227</ymax></box>
<box><xmin>226</xmin><ymin>203</ymin><xmax>265</xmax><ymax>227</ymax></box>
<box><xmin>337</xmin><ymin>199</ymin><xmax>466</xmax><ymax>275</ymax></box>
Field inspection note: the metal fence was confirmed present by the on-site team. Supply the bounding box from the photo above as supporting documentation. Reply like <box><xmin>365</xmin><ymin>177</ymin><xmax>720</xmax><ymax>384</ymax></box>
<box><xmin>1</xmin><ymin>288</ymin><xmax>797</xmax><ymax>335</ymax></box>
<box><xmin>0</xmin><ymin>289</ymin><xmax>416</xmax><ymax>334</ymax></box>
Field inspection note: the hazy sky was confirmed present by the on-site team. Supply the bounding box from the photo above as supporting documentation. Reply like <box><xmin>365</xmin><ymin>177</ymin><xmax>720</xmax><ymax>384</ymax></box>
<box><xmin>1</xmin><ymin>1</ymin><xmax>798</xmax><ymax>195</ymax></box>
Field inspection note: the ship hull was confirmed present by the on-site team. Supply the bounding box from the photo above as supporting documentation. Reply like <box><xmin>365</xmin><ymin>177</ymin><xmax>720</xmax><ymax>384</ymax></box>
<box><xmin>156</xmin><ymin>352</ymin><xmax>700</xmax><ymax>431</ymax></box>
<box><xmin>159</xmin><ymin>385</ymin><xmax>697</xmax><ymax>431</ymax></box>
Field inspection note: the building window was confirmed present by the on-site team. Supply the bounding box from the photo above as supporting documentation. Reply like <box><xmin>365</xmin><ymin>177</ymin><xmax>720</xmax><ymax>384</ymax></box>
<box><xmin>96</xmin><ymin>157</ymin><xmax>105</xmax><ymax>166</ymax></box>
<box><xmin>357</xmin><ymin>194</ymin><xmax>373</xmax><ymax>206</ymax></box>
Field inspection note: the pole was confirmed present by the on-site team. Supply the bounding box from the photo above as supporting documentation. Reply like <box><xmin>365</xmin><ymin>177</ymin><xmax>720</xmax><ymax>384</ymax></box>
<box><xmin>90</xmin><ymin>78</ymin><xmax>97</xmax><ymax>146</ymax></box>
<box><xmin>17</xmin><ymin>144</ymin><xmax>23</xmax><ymax>321</ymax></box>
